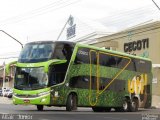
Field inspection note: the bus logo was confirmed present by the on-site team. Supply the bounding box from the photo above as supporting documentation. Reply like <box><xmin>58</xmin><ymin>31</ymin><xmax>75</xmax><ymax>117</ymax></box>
<box><xmin>128</xmin><ymin>74</ymin><xmax>147</xmax><ymax>94</ymax></box>
<box><xmin>78</xmin><ymin>50</ymin><xmax>88</xmax><ymax>56</ymax></box>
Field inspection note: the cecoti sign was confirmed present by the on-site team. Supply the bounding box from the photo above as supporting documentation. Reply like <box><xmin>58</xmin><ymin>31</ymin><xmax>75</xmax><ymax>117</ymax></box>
<box><xmin>124</xmin><ymin>38</ymin><xmax>149</xmax><ymax>52</ymax></box>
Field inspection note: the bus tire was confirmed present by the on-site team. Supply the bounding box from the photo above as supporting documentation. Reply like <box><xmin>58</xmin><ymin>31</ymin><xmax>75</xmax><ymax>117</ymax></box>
<box><xmin>66</xmin><ymin>94</ymin><xmax>77</xmax><ymax>111</ymax></box>
<box><xmin>122</xmin><ymin>98</ymin><xmax>130</xmax><ymax>112</ymax></box>
<box><xmin>37</xmin><ymin>105</ymin><xmax>44</xmax><ymax>111</ymax></box>
<box><xmin>130</xmin><ymin>98</ymin><xmax>139</xmax><ymax>112</ymax></box>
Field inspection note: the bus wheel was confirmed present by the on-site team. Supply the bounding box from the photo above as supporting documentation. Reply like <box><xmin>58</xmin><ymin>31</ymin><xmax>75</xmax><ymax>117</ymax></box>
<box><xmin>37</xmin><ymin>105</ymin><xmax>44</xmax><ymax>111</ymax></box>
<box><xmin>66</xmin><ymin>94</ymin><xmax>77</xmax><ymax>111</ymax></box>
<box><xmin>122</xmin><ymin>98</ymin><xmax>130</xmax><ymax>112</ymax></box>
<box><xmin>130</xmin><ymin>98</ymin><xmax>139</xmax><ymax>112</ymax></box>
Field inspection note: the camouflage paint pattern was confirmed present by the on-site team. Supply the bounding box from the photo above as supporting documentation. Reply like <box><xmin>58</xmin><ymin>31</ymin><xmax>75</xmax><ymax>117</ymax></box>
<box><xmin>50</xmin><ymin>63</ymin><xmax>152</xmax><ymax>108</ymax></box>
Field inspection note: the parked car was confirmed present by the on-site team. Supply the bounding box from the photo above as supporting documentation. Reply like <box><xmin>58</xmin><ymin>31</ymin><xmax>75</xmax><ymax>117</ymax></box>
<box><xmin>1</xmin><ymin>88</ymin><xmax>13</xmax><ymax>97</ymax></box>
<box><xmin>0</xmin><ymin>88</ymin><xmax>2</xmax><ymax>96</ymax></box>
<box><xmin>7</xmin><ymin>89</ymin><xmax>13</xmax><ymax>98</ymax></box>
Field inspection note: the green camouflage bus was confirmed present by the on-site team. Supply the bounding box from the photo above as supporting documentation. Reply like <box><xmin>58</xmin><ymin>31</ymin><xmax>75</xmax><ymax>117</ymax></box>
<box><xmin>12</xmin><ymin>41</ymin><xmax>152</xmax><ymax>112</ymax></box>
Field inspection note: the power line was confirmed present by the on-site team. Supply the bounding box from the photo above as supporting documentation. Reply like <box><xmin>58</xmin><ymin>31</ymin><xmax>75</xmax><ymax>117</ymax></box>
<box><xmin>99</xmin><ymin>5</ymin><xmax>156</xmax><ymax>23</ymax></box>
<box><xmin>0</xmin><ymin>0</ymin><xmax>66</xmax><ymax>23</ymax></box>
<box><xmin>152</xmin><ymin>0</ymin><xmax>160</xmax><ymax>11</ymax></box>
<box><xmin>0</xmin><ymin>0</ymin><xmax>80</xmax><ymax>25</ymax></box>
<box><xmin>0</xmin><ymin>57</ymin><xmax>18</xmax><ymax>59</ymax></box>
<box><xmin>0</xmin><ymin>51</ymin><xmax>20</xmax><ymax>56</ymax></box>
<box><xmin>98</xmin><ymin>5</ymin><xmax>159</xmax><ymax>29</ymax></box>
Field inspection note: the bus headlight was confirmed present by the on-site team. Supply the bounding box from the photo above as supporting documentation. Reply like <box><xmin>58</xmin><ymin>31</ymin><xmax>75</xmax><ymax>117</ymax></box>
<box><xmin>41</xmin><ymin>98</ymin><xmax>46</xmax><ymax>103</ymax></box>
<box><xmin>13</xmin><ymin>98</ymin><xmax>16</xmax><ymax>102</ymax></box>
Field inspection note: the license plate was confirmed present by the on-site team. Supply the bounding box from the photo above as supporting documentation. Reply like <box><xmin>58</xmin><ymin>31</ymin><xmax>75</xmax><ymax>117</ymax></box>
<box><xmin>24</xmin><ymin>99</ymin><xmax>30</xmax><ymax>104</ymax></box>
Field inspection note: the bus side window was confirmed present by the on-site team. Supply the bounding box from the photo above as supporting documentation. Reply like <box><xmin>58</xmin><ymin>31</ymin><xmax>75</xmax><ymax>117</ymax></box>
<box><xmin>126</xmin><ymin>59</ymin><xmax>136</xmax><ymax>71</ymax></box>
<box><xmin>52</xmin><ymin>44</ymin><xmax>66</xmax><ymax>60</ymax></box>
<box><xmin>49</xmin><ymin>63</ymin><xmax>67</xmax><ymax>86</ymax></box>
<box><xmin>62</xmin><ymin>44</ymin><xmax>73</xmax><ymax>61</ymax></box>
<box><xmin>99</xmin><ymin>53</ymin><xmax>109</xmax><ymax>66</ymax></box>
<box><xmin>134</xmin><ymin>59</ymin><xmax>151</xmax><ymax>73</ymax></box>
<box><xmin>99</xmin><ymin>53</ymin><xmax>117</xmax><ymax>67</ymax></box>
<box><xmin>117</xmin><ymin>58</ymin><xmax>128</xmax><ymax>69</ymax></box>
<box><xmin>69</xmin><ymin>76</ymin><xmax>89</xmax><ymax>89</ymax></box>
<box><xmin>48</xmin><ymin>66</ymin><xmax>56</xmax><ymax>85</ymax></box>
<box><xmin>108</xmin><ymin>56</ymin><xmax>116</xmax><ymax>67</ymax></box>
<box><xmin>74</xmin><ymin>48</ymin><xmax>90</xmax><ymax>64</ymax></box>
<box><xmin>90</xmin><ymin>51</ymin><xmax>97</xmax><ymax>64</ymax></box>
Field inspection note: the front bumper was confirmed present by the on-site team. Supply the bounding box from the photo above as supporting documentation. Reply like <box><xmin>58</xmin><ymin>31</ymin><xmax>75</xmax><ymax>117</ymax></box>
<box><xmin>13</xmin><ymin>93</ymin><xmax>50</xmax><ymax>105</ymax></box>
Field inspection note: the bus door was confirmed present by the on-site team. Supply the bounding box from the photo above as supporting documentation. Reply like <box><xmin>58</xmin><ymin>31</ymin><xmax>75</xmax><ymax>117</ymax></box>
<box><xmin>89</xmin><ymin>50</ymin><xmax>99</xmax><ymax>106</ymax></box>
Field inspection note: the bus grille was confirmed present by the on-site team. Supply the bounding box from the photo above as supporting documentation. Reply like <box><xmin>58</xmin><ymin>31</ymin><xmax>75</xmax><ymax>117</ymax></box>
<box><xmin>15</xmin><ymin>94</ymin><xmax>38</xmax><ymax>98</ymax></box>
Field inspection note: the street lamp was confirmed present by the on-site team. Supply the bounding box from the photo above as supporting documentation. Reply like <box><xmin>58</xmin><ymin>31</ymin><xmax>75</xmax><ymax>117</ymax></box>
<box><xmin>0</xmin><ymin>30</ymin><xmax>23</xmax><ymax>96</ymax></box>
<box><xmin>2</xmin><ymin>61</ymin><xmax>5</xmax><ymax>97</ymax></box>
<box><xmin>0</xmin><ymin>30</ymin><xmax>23</xmax><ymax>48</ymax></box>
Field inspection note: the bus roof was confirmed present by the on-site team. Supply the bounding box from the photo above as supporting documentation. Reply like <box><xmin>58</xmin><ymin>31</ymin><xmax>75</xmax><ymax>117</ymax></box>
<box><xmin>75</xmin><ymin>42</ymin><xmax>151</xmax><ymax>61</ymax></box>
<box><xmin>26</xmin><ymin>40</ymin><xmax>75</xmax><ymax>46</ymax></box>
<box><xmin>25</xmin><ymin>40</ymin><xmax>151</xmax><ymax>61</ymax></box>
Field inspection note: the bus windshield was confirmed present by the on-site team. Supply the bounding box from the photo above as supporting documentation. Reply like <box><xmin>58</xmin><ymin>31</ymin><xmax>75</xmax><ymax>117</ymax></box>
<box><xmin>14</xmin><ymin>67</ymin><xmax>48</xmax><ymax>90</ymax></box>
<box><xmin>18</xmin><ymin>42</ymin><xmax>54</xmax><ymax>63</ymax></box>
<box><xmin>18</xmin><ymin>41</ymin><xmax>75</xmax><ymax>63</ymax></box>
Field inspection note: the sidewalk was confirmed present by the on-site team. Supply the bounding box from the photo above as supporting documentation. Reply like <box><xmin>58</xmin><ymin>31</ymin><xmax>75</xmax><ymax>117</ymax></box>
<box><xmin>0</xmin><ymin>97</ymin><xmax>12</xmax><ymax>104</ymax></box>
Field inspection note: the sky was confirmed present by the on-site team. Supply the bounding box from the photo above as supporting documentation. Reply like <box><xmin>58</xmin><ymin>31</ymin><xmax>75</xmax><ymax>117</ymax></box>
<box><xmin>0</xmin><ymin>0</ymin><xmax>160</xmax><ymax>64</ymax></box>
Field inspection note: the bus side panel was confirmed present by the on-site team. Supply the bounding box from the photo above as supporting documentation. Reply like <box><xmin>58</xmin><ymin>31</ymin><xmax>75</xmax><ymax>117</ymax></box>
<box><xmin>139</xmin><ymin>73</ymin><xmax>152</xmax><ymax>108</ymax></box>
<box><xmin>126</xmin><ymin>59</ymin><xmax>152</xmax><ymax>108</ymax></box>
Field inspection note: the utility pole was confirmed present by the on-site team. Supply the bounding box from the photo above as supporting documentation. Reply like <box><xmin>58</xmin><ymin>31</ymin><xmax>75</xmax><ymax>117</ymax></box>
<box><xmin>0</xmin><ymin>30</ymin><xmax>23</xmax><ymax>95</ymax></box>
<box><xmin>56</xmin><ymin>15</ymin><xmax>72</xmax><ymax>41</ymax></box>
<box><xmin>2</xmin><ymin>61</ymin><xmax>5</xmax><ymax>97</ymax></box>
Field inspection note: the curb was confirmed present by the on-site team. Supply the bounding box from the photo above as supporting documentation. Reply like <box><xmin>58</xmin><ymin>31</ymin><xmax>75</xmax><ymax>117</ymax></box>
<box><xmin>0</xmin><ymin>97</ymin><xmax>12</xmax><ymax>104</ymax></box>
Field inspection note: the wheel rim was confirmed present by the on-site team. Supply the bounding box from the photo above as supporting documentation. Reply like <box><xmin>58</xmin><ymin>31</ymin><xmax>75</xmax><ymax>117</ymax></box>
<box><xmin>71</xmin><ymin>97</ymin><xmax>73</xmax><ymax>108</ymax></box>
<box><xmin>131</xmin><ymin>101</ymin><xmax>136</xmax><ymax>110</ymax></box>
<box><xmin>123</xmin><ymin>101</ymin><xmax>128</xmax><ymax>110</ymax></box>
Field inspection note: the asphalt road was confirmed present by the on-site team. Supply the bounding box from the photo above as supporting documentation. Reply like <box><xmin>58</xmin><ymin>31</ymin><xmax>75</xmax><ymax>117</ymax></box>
<box><xmin>0</xmin><ymin>104</ymin><xmax>159</xmax><ymax>120</ymax></box>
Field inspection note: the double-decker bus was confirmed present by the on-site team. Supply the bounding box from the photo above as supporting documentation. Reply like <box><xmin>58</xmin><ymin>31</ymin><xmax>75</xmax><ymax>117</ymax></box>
<box><xmin>12</xmin><ymin>41</ymin><xmax>152</xmax><ymax>112</ymax></box>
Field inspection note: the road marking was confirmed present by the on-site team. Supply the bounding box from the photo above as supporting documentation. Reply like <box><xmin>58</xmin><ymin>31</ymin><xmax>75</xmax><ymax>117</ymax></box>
<box><xmin>39</xmin><ymin>119</ymin><xmax>51</xmax><ymax>120</ymax></box>
<box><xmin>103</xmin><ymin>116</ymin><xmax>129</xmax><ymax>120</ymax></box>
<box><xmin>0</xmin><ymin>112</ymin><xmax>9</xmax><ymax>114</ymax></box>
